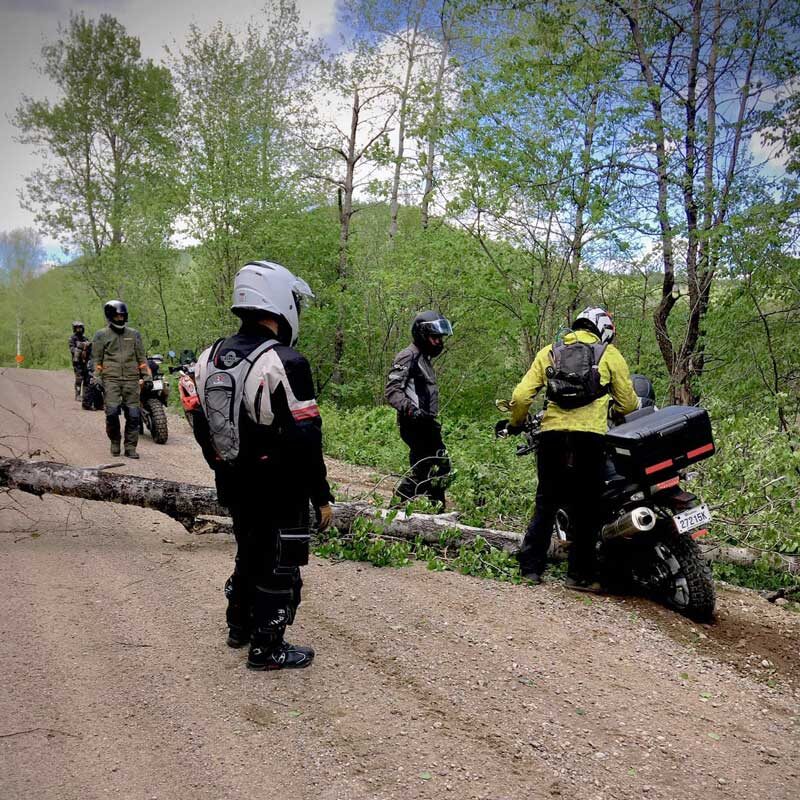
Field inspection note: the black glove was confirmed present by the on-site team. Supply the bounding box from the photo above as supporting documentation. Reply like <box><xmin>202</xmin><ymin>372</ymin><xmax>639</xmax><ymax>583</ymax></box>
<box><xmin>496</xmin><ymin>419</ymin><xmax>523</xmax><ymax>437</ymax></box>
<box><xmin>409</xmin><ymin>407</ymin><xmax>430</xmax><ymax>421</ymax></box>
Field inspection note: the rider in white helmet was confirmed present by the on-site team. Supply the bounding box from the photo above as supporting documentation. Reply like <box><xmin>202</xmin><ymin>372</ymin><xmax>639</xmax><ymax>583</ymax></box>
<box><xmin>500</xmin><ymin>305</ymin><xmax>638</xmax><ymax>592</ymax></box>
<box><xmin>193</xmin><ymin>261</ymin><xmax>333</xmax><ymax>671</ymax></box>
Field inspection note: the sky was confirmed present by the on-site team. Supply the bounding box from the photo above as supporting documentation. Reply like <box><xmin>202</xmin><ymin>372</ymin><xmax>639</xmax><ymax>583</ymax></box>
<box><xmin>0</xmin><ymin>0</ymin><xmax>342</xmax><ymax>259</ymax></box>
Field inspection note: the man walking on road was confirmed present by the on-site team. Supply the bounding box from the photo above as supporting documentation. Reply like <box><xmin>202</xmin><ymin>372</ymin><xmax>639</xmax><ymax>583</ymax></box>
<box><xmin>68</xmin><ymin>321</ymin><xmax>90</xmax><ymax>401</ymax></box>
<box><xmin>92</xmin><ymin>301</ymin><xmax>151</xmax><ymax>459</ymax></box>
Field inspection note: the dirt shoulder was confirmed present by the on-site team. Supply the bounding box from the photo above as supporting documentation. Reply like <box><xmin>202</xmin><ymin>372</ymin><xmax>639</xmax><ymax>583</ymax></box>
<box><xmin>1</xmin><ymin>369</ymin><xmax>798</xmax><ymax>800</ymax></box>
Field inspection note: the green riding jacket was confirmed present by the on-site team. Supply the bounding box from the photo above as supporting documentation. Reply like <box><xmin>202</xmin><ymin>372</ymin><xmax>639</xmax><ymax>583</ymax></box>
<box><xmin>92</xmin><ymin>325</ymin><xmax>150</xmax><ymax>383</ymax></box>
<box><xmin>509</xmin><ymin>330</ymin><xmax>639</xmax><ymax>434</ymax></box>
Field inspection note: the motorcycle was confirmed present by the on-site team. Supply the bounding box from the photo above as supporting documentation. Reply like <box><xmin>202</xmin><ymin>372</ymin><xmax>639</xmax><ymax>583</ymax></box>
<box><xmin>168</xmin><ymin>349</ymin><xmax>200</xmax><ymax>429</ymax></box>
<box><xmin>496</xmin><ymin>381</ymin><xmax>716</xmax><ymax>621</ymax></box>
<box><xmin>140</xmin><ymin>354</ymin><xmax>170</xmax><ymax>444</ymax></box>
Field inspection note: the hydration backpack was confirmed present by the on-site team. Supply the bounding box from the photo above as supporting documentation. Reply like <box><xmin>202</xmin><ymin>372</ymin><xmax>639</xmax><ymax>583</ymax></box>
<box><xmin>198</xmin><ymin>337</ymin><xmax>278</xmax><ymax>462</ymax></box>
<box><xmin>545</xmin><ymin>340</ymin><xmax>609</xmax><ymax>409</ymax></box>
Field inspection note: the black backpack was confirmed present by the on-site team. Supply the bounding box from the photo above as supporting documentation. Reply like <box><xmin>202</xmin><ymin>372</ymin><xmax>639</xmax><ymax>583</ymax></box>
<box><xmin>545</xmin><ymin>340</ymin><xmax>609</xmax><ymax>409</ymax></box>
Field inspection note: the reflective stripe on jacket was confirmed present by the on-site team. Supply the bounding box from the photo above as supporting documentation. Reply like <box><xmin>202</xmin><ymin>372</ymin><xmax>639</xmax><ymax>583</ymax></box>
<box><xmin>509</xmin><ymin>330</ymin><xmax>638</xmax><ymax>434</ymax></box>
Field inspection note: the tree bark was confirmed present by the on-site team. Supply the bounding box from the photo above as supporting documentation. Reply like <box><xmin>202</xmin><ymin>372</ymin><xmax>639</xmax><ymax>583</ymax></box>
<box><xmin>2</xmin><ymin>457</ymin><xmax>797</xmax><ymax>575</ymax></box>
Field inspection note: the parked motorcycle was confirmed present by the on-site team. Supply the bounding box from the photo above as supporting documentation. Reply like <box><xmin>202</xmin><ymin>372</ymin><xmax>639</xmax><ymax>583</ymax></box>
<box><xmin>169</xmin><ymin>349</ymin><xmax>199</xmax><ymax>429</ymax></box>
<box><xmin>496</xmin><ymin>381</ymin><xmax>716</xmax><ymax>621</ymax></box>
<box><xmin>140</xmin><ymin>354</ymin><xmax>169</xmax><ymax>444</ymax></box>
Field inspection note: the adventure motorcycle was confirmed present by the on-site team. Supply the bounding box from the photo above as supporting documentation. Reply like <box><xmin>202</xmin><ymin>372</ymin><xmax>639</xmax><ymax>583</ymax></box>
<box><xmin>140</xmin><ymin>354</ymin><xmax>169</xmax><ymax>444</ymax></box>
<box><xmin>496</xmin><ymin>384</ymin><xmax>716</xmax><ymax>622</ymax></box>
<box><xmin>169</xmin><ymin>349</ymin><xmax>200</xmax><ymax>429</ymax></box>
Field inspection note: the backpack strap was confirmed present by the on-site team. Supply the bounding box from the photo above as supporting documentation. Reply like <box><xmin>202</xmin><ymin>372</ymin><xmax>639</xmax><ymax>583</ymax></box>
<box><xmin>239</xmin><ymin>338</ymin><xmax>280</xmax><ymax>385</ymax></box>
<box><xmin>592</xmin><ymin>342</ymin><xmax>610</xmax><ymax>397</ymax></box>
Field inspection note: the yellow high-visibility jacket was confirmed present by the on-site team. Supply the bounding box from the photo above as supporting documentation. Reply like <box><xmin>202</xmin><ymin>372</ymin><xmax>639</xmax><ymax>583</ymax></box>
<box><xmin>509</xmin><ymin>330</ymin><xmax>639</xmax><ymax>434</ymax></box>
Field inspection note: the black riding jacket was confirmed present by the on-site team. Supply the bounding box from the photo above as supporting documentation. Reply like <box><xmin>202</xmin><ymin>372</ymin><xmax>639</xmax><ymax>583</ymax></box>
<box><xmin>385</xmin><ymin>343</ymin><xmax>439</xmax><ymax>417</ymax></box>
<box><xmin>193</xmin><ymin>326</ymin><xmax>332</xmax><ymax>510</ymax></box>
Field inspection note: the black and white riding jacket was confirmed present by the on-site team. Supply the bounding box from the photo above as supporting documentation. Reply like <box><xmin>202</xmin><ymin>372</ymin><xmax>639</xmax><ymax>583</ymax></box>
<box><xmin>193</xmin><ymin>327</ymin><xmax>332</xmax><ymax>508</ymax></box>
<box><xmin>385</xmin><ymin>343</ymin><xmax>439</xmax><ymax>418</ymax></box>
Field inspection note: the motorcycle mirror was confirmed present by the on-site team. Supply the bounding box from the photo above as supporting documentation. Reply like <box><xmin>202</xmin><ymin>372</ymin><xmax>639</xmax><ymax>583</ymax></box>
<box><xmin>151</xmin><ymin>338</ymin><xmax>160</xmax><ymax>347</ymax></box>
<box><xmin>168</xmin><ymin>350</ymin><xmax>176</xmax><ymax>359</ymax></box>
<box><xmin>495</xmin><ymin>399</ymin><xmax>511</xmax><ymax>412</ymax></box>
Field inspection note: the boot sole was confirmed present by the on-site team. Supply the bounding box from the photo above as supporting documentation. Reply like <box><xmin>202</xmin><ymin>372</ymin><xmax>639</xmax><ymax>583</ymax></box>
<box><xmin>246</xmin><ymin>660</ymin><xmax>314</xmax><ymax>671</ymax></box>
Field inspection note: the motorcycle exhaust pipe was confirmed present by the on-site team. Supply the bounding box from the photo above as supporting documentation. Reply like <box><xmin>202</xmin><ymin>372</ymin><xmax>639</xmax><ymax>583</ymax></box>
<box><xmin>601</xmin><ymin>507</ymin><xmax>657</xmax><ymax>541</ymax></box>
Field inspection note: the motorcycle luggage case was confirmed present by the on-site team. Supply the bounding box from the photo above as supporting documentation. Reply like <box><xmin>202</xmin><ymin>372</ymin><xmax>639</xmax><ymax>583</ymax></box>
<box><xmin>605</xmin><ymin>405</ymin><xmax>715</xmax><ymax>480</ymax></box>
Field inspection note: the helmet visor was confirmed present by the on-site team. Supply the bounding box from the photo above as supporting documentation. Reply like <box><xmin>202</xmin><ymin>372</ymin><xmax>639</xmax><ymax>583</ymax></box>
<box><xmin>418</xmin><ymin>318</ymin><xmax>452</xmax><ymax>337</ymax></box>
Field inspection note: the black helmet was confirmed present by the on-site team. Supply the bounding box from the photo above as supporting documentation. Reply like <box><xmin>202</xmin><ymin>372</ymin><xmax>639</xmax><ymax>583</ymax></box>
<box><xmin>72</xmin><ymin>320</ymin><xmax>85</xmax><ymax>333</ymax></box>
<box><xmin>104</xmin><ymin>300</ymin><xmax>128</xmax><ymax>331</ymax></box>
<box><xmin>411</xmin><ymin>310</ymin><xmax>452</xmax><ymax>357</ymax></box>
<box><xmin>179</xmin><ymin>349</ymin><xmax>196</xmax><ymax>366</ymax></box>
<box><xmin>630</xmin><ymin>373</ymin><xmax>656</xmax><ymax>407</ymax></box>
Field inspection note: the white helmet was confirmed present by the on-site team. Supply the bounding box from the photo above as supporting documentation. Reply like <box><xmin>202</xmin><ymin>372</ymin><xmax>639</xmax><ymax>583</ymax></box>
<box><xmin>231</xmin><ymin>261</ymin><xmax>314</xmax><ymax>346</ymax></box>
<box><xmin>573</xmin><ymin>306</ymin><xmax>615</xmax><ymax>344</ymax></box>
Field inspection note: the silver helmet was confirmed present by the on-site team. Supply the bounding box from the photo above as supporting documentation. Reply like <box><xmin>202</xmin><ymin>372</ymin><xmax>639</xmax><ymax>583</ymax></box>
<box><xmin>231</xmin><ymin>261</ymin><xmax>314</xmax><ymax>346</ymax></box>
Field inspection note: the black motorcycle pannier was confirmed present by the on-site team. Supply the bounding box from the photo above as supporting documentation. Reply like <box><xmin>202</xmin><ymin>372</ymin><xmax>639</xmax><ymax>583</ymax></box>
<box><xmin>605</xmin><ymin>405</ymin><xmax>715</xmax><ymax>481</ymax></box>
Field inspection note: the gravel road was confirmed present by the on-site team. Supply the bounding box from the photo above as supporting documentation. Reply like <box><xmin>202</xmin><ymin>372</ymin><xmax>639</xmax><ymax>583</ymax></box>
<box><xmin>1</xmin><ymin>368</ymin><xmax>797</xmax><ymax>800</ymax></box>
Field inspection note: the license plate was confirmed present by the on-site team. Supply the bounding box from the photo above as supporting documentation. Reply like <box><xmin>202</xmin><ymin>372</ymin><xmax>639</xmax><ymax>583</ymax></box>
<box><xmin>673</xmin><ymin>503</ymin><xmax>711</xmax><ymax>534</ymax></box>
<box><xmin>152</xmin><ymin>380</ymin><xmax>163</xmax><ymax>391</ymax></box>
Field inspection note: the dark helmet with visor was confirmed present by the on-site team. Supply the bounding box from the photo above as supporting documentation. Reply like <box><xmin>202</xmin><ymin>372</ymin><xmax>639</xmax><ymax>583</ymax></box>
<box><xmin>72</xmin><ymin>320</ymin><xmax>85</xmax><ymax>334</ymax></box>
<box><xmin>104</xmin><ymin>300</ymin><xmax>128</xmax><ymax>332</ymax></box>
<box><xmin>411</xmin><ymin>310</ymin><xmax>452</xmax><ymax>356</ymax></box>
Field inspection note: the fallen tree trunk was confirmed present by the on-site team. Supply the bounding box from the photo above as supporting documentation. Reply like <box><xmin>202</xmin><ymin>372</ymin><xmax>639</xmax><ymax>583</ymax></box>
<box><xmin>0</xmin><ymin>457</ymin><xmax>225</xmax><ymax>525</ymax></box>
<box><xmin>1</xmin><ymin>457</ymin><xmax>797</xmax><ymax>574</ymax></box>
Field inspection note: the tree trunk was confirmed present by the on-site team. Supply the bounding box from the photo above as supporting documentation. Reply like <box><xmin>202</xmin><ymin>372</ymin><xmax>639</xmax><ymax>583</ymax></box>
<box><xmin>2</xmin><ymin>457</ymin><xmax>798</xmax><ymax>576</ymax></box>
<box><xmin>389</xmin><ymin>21</ymin><xmax>420</xmax><ymax>239</ymax></box>
<box><xmin>331</xmin><ymin>88</ymin><xmax>360</xmax><ymax>386</ymax></box>
<box><xmin>0</xmin><ymin>458</ymin><xmax>225</xmax><ymax>526</ymax></box>
<box><xmin>421</xmin><ymin>17</ymin><xmax>451</xmax><ymax>230</ymax></box>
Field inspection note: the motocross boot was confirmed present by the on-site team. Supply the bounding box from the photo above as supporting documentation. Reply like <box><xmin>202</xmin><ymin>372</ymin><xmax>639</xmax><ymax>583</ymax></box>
<box><xmin>224</xmin><ymin>576</ymin><xmax>251</xmax><ymax>648</ymax></box>
<box><xmin>123</xmin><ymin>410</ymin><xmax>140</xmax><ymax>458</ymax></box>
<box><xmin>110</xmin><ymin>440</ymin><xmax>121</xmax><ymax>457</ymax></box>
<box><xmin>247</xmin><ymin>640</ymin><xmax>315</xmax><ymax>670</ymax></box>
<box><xmin>247</xmin><ymin>607</ymin><xmax>314</xmax><ymax>671</ymax></box>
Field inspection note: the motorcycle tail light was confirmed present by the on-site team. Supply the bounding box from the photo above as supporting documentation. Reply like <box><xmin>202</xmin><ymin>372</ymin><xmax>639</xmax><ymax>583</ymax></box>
<box><xmin>651</xmin><ymin>475</ymin><xmax>680</xmax><ymax>493</ymax></box>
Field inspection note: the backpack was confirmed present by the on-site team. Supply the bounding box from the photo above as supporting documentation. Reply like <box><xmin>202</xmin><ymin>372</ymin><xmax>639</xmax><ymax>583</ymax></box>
<box><xmin>198</xmin><ymin>337</ymin><xmax>278</xmax><ymax>462</ymax></box>
<box><xmin>545</xmin><ymin>340</ymin><xmax>609</xmax><ymax>410</ymax></box>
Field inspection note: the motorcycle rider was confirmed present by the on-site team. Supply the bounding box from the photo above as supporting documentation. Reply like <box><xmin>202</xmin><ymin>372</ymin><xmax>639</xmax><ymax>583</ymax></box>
<box><xmin>385</xmin><ymin>311</ymin><xmax>453</xmax><ymax>508</ymax></box>
<box><xmin>192</xmin><ymin>261</ymin><xmax>333</xmax><ymax>671</ymax></box>
<box><xmin>92</xmin><ymin>301</ymin><xmax>151</xmax><ymax>459</ymax></box>
<box><xmin>501</xmin><ymin>307</ymin><xmax>638</xmax><ymax>591</ymax></box>
<box><xmin>68</xmin><ymin>321</ymin><xmax>90</xmax><ymax>401</ymax></box>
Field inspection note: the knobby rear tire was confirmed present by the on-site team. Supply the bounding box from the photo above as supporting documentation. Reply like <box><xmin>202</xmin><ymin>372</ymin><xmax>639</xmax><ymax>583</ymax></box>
<box><xmin>146</xmin><ymin>397</ymin><xmax>169</xmax><ymax>444</ymax></box>
<box><xmin>660</xmin><ymin>533</ymin><xmax>716</xmax><ymax>622</ymax></box>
